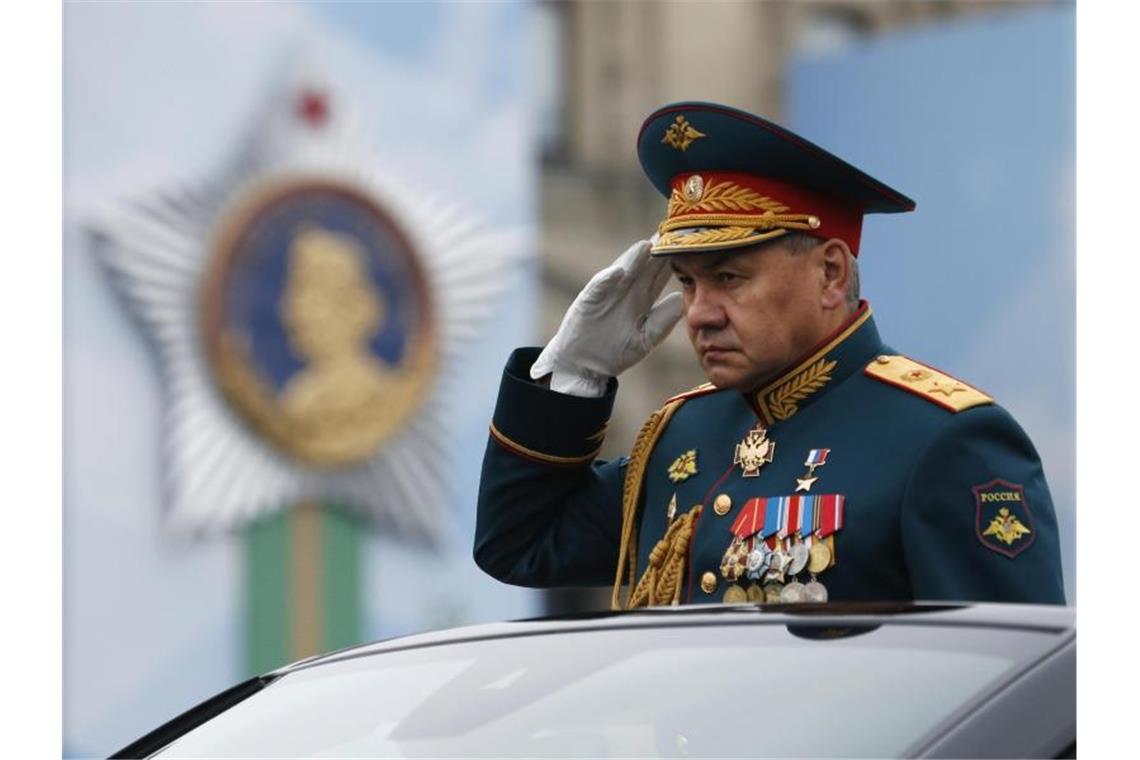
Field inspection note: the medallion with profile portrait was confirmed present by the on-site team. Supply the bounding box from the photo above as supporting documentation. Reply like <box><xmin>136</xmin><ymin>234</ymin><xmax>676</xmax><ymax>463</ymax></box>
<box><xmin>200</xmin><ymin>179</ymin><xmax>436</xmax><ymax>468</ymax></box>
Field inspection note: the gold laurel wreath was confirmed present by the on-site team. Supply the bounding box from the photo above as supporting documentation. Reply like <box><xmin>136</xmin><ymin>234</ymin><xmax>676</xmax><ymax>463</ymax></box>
<box><xmin>766</xmin><ymin>357</ymin><xmax>838</xmax><ymax>421</ymax></box>
<box><xmin>667</xmin><ymin>181</ymin><xmax>791</xmax><ymax>217</ymax></box>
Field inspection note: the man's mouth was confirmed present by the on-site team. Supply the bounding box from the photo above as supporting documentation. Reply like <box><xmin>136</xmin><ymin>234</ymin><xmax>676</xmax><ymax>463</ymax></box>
<box><xmin>699</xmin><ymin>345</ymin><xmax>736</xmax><ymax>359</ymax></box>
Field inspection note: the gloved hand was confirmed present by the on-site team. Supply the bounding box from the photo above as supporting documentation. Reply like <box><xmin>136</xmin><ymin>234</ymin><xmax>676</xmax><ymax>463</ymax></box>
<box><xmin>531</xmin><ymin>238</ymin><xmax>684</xmax><ymax>397</ymax></box>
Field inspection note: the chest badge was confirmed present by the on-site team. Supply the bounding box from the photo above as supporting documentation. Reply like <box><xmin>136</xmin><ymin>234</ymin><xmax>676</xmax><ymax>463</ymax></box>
<box><xmin>795</xmin><ymin>448</ymin><xmax>830</xmax><ymax>492</ymax></box>
<box><xmin>734</xmin><ymin>425</ymin><xmax>775</xmax><ymax>477</ymax></box>
<box><xmin>667</xmin><ymin>449</ymin><xmax>698</xmax><ymax>482</ymax></box>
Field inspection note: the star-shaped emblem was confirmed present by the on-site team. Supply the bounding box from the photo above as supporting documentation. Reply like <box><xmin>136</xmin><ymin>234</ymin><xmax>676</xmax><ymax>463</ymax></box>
<box><xmin>929</xmin><ymin>379</ymin><xmax>966</xmax><ymax>396</ymax></box>
<box><xmin>795</xmin><ymin>474</ymin><xmax>818</xmax><ymax>492</ymax></box>
<box><xmin>88</xmin><ymin>69</ymin><xmax>528</xmax><ymax>538</ymax></box>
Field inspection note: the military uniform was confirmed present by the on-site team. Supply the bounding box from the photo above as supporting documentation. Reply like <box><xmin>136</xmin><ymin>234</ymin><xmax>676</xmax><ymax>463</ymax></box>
<box><xmin>474</xmin><ymin>102</ymin><xmax>1065</xmax><ymax>607</ymax></box>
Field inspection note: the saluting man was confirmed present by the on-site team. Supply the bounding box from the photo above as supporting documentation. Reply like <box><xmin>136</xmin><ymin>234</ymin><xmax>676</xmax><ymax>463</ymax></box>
<box><xmin>475</xmin><ymin>102</ymin><xmax>1065</xmax><ymax>608</ymax></box>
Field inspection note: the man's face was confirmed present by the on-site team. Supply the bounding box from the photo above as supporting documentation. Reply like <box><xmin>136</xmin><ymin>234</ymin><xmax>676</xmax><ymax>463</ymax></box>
<box><xmin>669</xmin><ymin>238</ymin><xmax>832</xmax><ymax>392</ymax></box>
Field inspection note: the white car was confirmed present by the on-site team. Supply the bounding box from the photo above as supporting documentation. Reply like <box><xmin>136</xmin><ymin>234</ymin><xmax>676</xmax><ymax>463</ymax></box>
<box><xmin>116</xmin><ymin>601</ymin><xmax>1076</xmax><ymax>758</ymax></box>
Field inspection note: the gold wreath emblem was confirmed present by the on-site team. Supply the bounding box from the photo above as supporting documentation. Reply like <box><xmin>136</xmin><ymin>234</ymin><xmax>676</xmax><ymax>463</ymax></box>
<box><xmin>767</xmin><ymin>358</ymin><xmax>838</xmax><ymax>421</ymax></box>
<box><xmin>667</xmin><ymin>180</ymin><xmax>790</xmax><ymax>218</ymax></box>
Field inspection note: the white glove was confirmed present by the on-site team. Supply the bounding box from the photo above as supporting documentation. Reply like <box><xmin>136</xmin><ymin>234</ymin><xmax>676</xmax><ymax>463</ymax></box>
<box><xmin>531</xmin><ymin>238</ymin><xmax>684</xmax><ymax>397</ymax></box>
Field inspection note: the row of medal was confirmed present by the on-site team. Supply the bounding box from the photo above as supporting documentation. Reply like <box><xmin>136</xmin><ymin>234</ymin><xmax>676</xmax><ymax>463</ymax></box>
<box><xmin>719</xmin><ymin>492</ymin><xmax>845</xmax><ymax>604</ymax></box>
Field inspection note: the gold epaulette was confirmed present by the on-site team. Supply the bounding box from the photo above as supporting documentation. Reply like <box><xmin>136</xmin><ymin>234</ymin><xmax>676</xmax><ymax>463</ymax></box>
<box><xmin>864</xmin><ymin>354</ymin><xmax>993</xmax><ymax>413</ymax></box>
<box><xmin>665</xmin><ymin>382</ymin><xmax>719</xmax><ymax>404</ymax></box>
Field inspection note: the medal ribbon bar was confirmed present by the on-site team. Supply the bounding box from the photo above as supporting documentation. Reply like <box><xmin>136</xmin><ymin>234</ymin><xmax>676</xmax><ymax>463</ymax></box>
<box><xmin>731</xmin><ymin>497</ymin><xmax>767</xmax><ymax>538</ymax></box>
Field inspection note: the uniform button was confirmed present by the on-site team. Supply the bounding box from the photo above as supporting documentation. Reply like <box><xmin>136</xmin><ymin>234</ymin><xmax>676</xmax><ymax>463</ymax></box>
<box><xmin>713</xmin><ymin>493</ymin><xmax>732</xmax><ymax>516</ymax></box>
<box><xmin>875</xmin><ymin>355</ymin><xmax>891</xmax><ymax>365</ymax></box>
<box><xmin>700</xmin><ymin>572</ymin><xmax>717</xmax><ymax>595</ymax></box>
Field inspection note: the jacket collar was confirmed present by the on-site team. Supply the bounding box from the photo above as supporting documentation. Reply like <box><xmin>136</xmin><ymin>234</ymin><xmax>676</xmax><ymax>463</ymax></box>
<box><xmin>749</xmin><ymin>301</ymin><xmax>882</xmax><ymax>427</ymax></box>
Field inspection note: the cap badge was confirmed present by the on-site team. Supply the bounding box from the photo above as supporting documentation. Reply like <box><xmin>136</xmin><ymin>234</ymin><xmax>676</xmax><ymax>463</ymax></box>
<box><xmin>661</xmin><ymin>115</ymin><xmax>706</xmax><ymax>152</ymax></box>
<box><xmin>682</xmin><ymin>174</ymin><xmax>705</xmax><ymax>202</ymax></box>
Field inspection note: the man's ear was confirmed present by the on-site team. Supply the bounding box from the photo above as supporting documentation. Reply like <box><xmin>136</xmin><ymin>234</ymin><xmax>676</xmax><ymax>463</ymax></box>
<box><xmin>819</xmin><ymin>238</ymin><xmax>852</xmax><ymax>310</ymax></box>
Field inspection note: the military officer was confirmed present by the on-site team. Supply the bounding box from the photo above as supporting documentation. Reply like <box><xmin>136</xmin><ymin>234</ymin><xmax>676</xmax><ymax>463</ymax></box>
<box><xmin>474</xmin><ymin>101</ymin><xmax>1065</xmax><ymax>608</ymax></box>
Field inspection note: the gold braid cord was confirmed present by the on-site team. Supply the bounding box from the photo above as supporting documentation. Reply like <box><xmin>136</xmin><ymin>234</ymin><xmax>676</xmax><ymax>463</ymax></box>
<box><xmin>610</xmin><ymin>399</ymin><xmax>683</xmax><ymax>610</ymax></box>
<box><xmin>627</xmin><ymin>504</ymin><xmax>703</xmax><ymax>608</ymax></box>
<box><xmin>766</xmin><ymin>357</ymin><xmax>837</xmax><ymax>421</ymax></box>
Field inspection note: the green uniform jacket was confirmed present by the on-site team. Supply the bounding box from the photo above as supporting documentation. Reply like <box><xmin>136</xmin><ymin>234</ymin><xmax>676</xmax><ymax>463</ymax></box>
<box><xmin>475</xmin><ymin>307</ymin><xmax>1065</xmax><ymax>605</ymax></box>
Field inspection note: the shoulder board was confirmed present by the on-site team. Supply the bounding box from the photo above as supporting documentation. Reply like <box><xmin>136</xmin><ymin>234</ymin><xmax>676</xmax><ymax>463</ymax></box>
<box><xmin>864</xmin><ymin>355</ymin><xmax>993</xmax><ymax>413</ymax></box>
<box><xmin>665</xmin><ymin>382</ymin><xmax>719</xmax><ymax>404</ymax></box>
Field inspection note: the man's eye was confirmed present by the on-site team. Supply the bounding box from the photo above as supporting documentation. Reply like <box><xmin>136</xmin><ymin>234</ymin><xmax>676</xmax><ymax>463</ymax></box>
<box><xmin>717</xmin><ymin>271</ymin><xmax>739</xmax><ymax>283</ymax></box>
<box><xmin>675</xmin><ymin>275</ymin><xmax>694</xmax><ymax>288</ymax></box>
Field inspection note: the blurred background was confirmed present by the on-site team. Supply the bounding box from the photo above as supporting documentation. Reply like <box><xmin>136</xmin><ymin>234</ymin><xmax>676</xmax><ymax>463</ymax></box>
<box><xmin>64</xmin><ymin>1</ymin><xmax>1074</xmax><ymax>755</ymax></box>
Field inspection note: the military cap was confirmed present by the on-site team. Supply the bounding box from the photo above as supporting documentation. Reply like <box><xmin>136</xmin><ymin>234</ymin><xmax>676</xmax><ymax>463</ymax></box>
<box><xmin>637</xmin><ymin>101</ymin><xmax>916</xmax><ymax>256</ymax></box>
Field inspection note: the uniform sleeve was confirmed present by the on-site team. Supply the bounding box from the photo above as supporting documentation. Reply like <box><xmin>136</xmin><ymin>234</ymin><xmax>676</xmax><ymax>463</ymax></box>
<box><xmin>900</xmin><ymin>404</ymin><xmax>1066</xmax><ymax>604</ymax></box>
<box><xmin>473</xmin><ymin>348</ymin><xmax>627</xmax><ymax>588</ymax></box>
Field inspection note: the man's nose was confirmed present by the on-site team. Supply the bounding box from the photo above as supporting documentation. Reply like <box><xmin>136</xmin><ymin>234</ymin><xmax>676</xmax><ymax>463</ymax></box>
<box><xmin>685</xmin><ymin>284</ymin><xmax>727</xmax><ymax>332</ymax></box>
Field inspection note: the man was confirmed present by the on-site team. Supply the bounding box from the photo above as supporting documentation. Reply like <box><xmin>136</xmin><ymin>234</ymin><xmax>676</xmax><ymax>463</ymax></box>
<box><xmin>475</xmin><ymin>101</ymin><xmax>1065</xmax><ymax>608</ymax></box>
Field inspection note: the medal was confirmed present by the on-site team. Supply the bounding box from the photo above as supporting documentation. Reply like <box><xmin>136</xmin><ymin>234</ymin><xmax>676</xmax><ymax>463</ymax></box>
<box><xmin>734</xmin><ymin>425</ymin><xmax>775</xmax><ymax>477</ymax></box>
<box><xmin>779</xmin><ymin>581</ymin><xmax>807</xmax><ymax>603</ymax></box>
<box><xmin>764</xmin><ymin>548</ymin><xmax>790</xmax><ymax>583</ymax></box>
<box><xmin>788</xmin><ymin>541</ymin><xmax>810</xmax><ymax>575</ymax></box>
<box><xmin>804</xmin><ymin>579</ymin><xmax>828</xmax><ymax>602</ymax></box>
<box><xmin>807</xmin><ymin>541</ymin><xmax>832</xmax><ymax>574</ymax></box>
<box><xmin>763</xmin><ymin>582</ymin><xmax>783</xmax><ymax>603</ymax></box>
<box><xmin>746</xmin><ymin>583</ymin><xmax>764</xmax><ymax>603</ymax></box>
<box><xmin>720</xmin><ymin>536</ymin><xmax>749</xmax><ymax>581</ymax></box>
<box><xmin>746</xmin><ymin>541</ymin><xmax>771</xmax><ymax>578</ymax></box>
<box><xmin>795</xmin><ymin>448</ymin><xmax>830</xmax><ymax>492</ymax></box>
<box><xmin>723</xmin><ymin>583</ymin><xmax>748</xmax><ymax>604</ymax></box>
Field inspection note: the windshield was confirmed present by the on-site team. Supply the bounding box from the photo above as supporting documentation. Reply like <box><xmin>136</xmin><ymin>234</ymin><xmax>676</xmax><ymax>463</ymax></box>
<box><xmin>156</xmin><ymin>621</ymin><xmax>1043</xmax><ymax>758</ymax></box>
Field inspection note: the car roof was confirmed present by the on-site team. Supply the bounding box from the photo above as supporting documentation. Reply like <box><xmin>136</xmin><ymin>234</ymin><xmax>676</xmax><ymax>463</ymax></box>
<box><xmin>274</xmin><ymin>601</ymin><xmax>1074</xmax><ymax>675</ymax></box>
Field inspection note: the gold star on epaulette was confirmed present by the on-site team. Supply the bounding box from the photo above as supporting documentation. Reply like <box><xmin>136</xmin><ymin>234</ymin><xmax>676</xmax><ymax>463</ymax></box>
<box><xmin>864</xmin><ymin>355</ymin><xmax>993</xmax><ymax>413</ymax></box>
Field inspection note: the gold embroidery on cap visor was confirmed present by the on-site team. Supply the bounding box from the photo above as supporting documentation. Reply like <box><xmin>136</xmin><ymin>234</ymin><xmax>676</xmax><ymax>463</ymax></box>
<box><xmin>651</xmin><ymin>179</ymin><xmax>822</xmax><ymax>254</ymax></box>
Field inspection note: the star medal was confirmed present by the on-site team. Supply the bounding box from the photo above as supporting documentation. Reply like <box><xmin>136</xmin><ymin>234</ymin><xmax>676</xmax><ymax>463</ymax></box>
<box><xmin>765</xmin><ymin>548</ymin><xmax>791</xmax><ymax>583</ymax></box>
<box><xmin>720</xmin><ymin>536</ymin><xmax>750</xmax><ymax>582</ymax></box>
<box><xmin>734</xmin><ymin>425</ymin><xmax>775</xmax><ymax>477</ymax></box>
<box><xmin>746</xmin><ymin>540</ymin><xmax>771</xmax><ymax>579</ymax></box>
<box><xmin>796</xmin><ymin>448</ymin><xmax>830</xmax><ymax>492</ymax></box>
